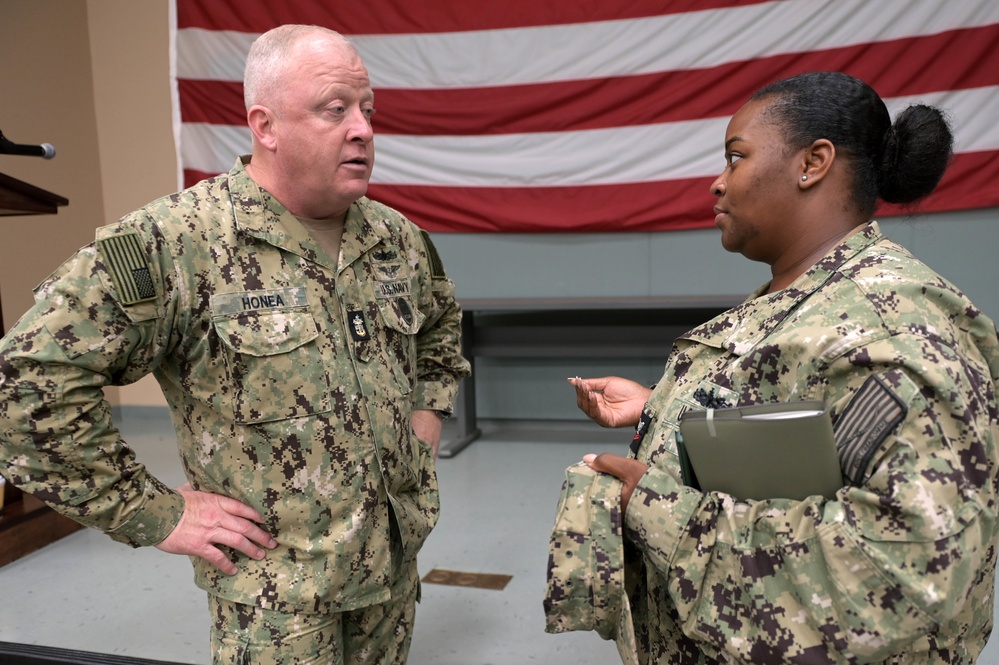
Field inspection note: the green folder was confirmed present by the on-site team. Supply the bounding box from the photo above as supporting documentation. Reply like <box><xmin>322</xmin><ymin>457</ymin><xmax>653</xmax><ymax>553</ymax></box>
<box><xmin>676</xmin><ymin>401</ymin><xmax>843</xmax><ymax>501</ymax></box>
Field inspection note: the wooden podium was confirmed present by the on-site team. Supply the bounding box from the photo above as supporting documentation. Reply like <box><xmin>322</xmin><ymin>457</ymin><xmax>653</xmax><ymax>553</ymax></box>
<box><xmin>0</xmin><ymin>170</ymin><xmax>81</xmax><ymax>567</ymax></box>
<box><xmin>0</xmin><ymin>171</ymin><xmax>70</xmax><ymax>216</ymax></box>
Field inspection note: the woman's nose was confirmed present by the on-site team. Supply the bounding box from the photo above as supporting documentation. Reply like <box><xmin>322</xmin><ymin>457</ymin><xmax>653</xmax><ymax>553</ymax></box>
<box><xmin>710</xmin><ymin>174</ymin><xmax>725</xmax><ymax>197</ymax></box>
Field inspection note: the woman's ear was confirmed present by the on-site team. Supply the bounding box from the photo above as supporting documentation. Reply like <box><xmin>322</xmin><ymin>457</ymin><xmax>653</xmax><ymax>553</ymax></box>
<box><xmin>799</xmin><ymin>139</ymin><xmax>835</xmax><ymax>189</ymax></box>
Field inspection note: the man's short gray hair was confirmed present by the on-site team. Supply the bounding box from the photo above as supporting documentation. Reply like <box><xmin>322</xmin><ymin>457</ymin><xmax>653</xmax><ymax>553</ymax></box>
<box><xmin>243</xmin><ymin>24</ymin><xmax>357</xmax><ymax>111</ymax></box>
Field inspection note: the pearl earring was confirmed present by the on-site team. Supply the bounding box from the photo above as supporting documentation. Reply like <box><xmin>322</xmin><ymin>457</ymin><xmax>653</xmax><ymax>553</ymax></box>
<box><xmin>801</xmin><ymin>175</ymin><xmax>808</xmax><ymax>181</ymax></box>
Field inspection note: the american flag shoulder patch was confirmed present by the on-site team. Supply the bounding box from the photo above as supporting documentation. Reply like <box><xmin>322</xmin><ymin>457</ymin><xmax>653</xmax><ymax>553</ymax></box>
<box><xmin>834</xmin><ymin>375</ymin><xmax>908</xmax><ymax>486</ymax></box>
<box><xmin>96</xmin><ymin>232</ymin><xmax>157</xmax><ymax>305</ymax></box>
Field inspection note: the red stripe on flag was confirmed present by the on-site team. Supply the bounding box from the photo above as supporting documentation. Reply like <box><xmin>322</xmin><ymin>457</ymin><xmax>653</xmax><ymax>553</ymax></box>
<box><xmin>182</xmin><ymin>166</ymin><xmax>714</xmax><ymax>231</ymax></box>
<box><xmin>370</xmin><ymin>152</ymin><xmax>999</xmax><ymax>232</ymax></box>
<box><xmin>369</xmin><ymin>25</ymin><xmax>999</xmax><ymax>135</ymax></box>
<box><xmin>877</xmin><ymin>150</ymin><xmax>999</xmax><ymax>219</ymax></box>
<box><xmin>176</xmin><ymin>0</ymin><xmax>771</xmax><ymax>34</ymax></box>
<box><xmin>365</xmin><ymin>179</ymin><xmax>717</xmax><ymax>233</ymax></box>
<box><xmin>178</xmin><ymin>24</ymin><xmax>999</xmax><ymax>137</ymax></box>
<box><xmin>374</xmin><ymin>25</ymin><xmax>999</xmax><ymax>135</ymax></box>
<box><xmin>184</xmin><ymin>168</ymin><xmax>222</xmax><ymax>190</ymax></box>
<box><xmin>185</xmin><ymin>151</ymin><xmax>998</xmax><ymax>233</ymax></box>
<box><xmin>178</xmin><ymin>80</ymin><xmax>245</xmax><ymax>125</ymax></box>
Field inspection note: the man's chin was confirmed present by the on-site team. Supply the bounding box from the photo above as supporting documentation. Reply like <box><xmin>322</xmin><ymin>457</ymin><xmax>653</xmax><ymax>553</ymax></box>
<box><xmin>337</xmin><ymin>181</ymin><xmax>370</xmax><ymax>204</ymax></box>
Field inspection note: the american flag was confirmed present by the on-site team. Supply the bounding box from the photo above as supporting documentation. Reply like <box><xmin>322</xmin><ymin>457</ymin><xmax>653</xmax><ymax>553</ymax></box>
<box><xmin>173</xmin><ymin>0</ymin><xmax>999</xmax><ymax>233</ymax></box>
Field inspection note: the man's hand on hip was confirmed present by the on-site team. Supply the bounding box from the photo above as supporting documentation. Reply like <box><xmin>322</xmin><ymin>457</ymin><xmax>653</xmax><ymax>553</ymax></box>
<box><xmin>155</xmin><ymin>483</ymin><xmax>278</xmax><ymax>575</ymax></box>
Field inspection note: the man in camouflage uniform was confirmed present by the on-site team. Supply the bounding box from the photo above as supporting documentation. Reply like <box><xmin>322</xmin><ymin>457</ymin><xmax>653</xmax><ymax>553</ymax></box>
<box><xmin>0</xmin><ymin>25</ymin><xmax>469</xmax><ymax>664</ymax></box>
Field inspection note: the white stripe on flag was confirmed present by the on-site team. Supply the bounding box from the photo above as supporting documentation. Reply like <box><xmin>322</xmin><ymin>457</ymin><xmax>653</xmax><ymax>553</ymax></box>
<box><xmin>180</xmin><ymin>123</ymin><xmax>251</xmax><ymax>174</ymax></box>
<box><xmin>372</xmin><ymin>117</ymin><xmax>728</xmax><ymax>186</ymax></box>
<box><xmin>175</xmin><ymin>0</ymin><xmax>999</xmax><ymax>88</ymax></box>
<box><xmin>181</xmin><ymin>86</ymin><xmax>999</xmax><ymax>185</ymax></box>
<box><xmin>176</xmin><ymin>28</ymin><xmax>256</xmax><ymax>82</ymax></box>
<box><xmin>885</xmin><ymin>86</ymin><xmax>999</xmax><ymax>154</ymax></box>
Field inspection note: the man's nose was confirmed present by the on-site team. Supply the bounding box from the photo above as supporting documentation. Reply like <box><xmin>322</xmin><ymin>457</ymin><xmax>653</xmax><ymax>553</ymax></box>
<box><xmin>347</xmin><ymin>108</ymin><xmax>374</xmax><ymax>141</ymax></box>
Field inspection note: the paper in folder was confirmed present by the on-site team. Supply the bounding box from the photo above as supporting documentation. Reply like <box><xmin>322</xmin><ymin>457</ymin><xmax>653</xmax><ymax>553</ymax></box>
<box><xmin>676</xmin><ymin>401</ymin><xmax>843</xmax><ymax>501</ymax></box>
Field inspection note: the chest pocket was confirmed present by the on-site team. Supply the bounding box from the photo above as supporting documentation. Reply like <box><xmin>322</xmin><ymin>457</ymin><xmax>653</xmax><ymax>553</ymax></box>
<box><xmin>211</xmin><ymin>288</ymin><xmax>331</xmax><ymax>425</ymax></box>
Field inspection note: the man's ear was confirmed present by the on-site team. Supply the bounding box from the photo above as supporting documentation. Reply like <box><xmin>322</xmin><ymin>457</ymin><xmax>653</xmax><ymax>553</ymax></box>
<box><xmin>247</xmin><ymin>105</ymin><xmax>277</xmax><ymax>152</ymax></box>
<box><xmin>799</xmin><ymin>139</ymin><xmax>835</xmax><ymax>189</ymax></box>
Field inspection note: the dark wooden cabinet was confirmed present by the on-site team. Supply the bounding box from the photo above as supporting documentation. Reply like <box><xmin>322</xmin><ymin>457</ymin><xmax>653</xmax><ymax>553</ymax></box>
<box><xmin>0</xmin><ymin>170</ymin><xmax>79</xmax><ymax>567</ymax></box>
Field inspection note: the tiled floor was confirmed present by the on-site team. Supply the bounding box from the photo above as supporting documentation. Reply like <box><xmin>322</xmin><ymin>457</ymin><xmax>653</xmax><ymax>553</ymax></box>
<box><xmin>1</xmin><ymin>408</ymin><xmax>998</xmax><ymax>664</ymax></box>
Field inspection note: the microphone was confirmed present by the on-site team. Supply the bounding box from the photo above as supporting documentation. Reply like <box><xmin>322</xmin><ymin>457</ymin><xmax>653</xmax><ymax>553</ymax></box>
<box><xmin>0</xmin><ymin>131</ymin><xmax>56</xmax><ymax>159</ymax></box>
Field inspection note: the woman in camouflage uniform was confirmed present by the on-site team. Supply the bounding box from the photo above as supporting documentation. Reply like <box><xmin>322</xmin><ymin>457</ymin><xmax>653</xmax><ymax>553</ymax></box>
<box><xmin>571</xmin><ymin>72</ymin><xmax>999</xmax><ymax>664</ymax></box>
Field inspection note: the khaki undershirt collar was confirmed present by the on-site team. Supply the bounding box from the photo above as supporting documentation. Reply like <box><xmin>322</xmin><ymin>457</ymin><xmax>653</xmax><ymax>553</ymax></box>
<box><xmin>296</xmin><ymin>215</ymin><xmax>346</xmax><ymax>269</ymax></box>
